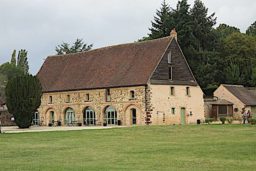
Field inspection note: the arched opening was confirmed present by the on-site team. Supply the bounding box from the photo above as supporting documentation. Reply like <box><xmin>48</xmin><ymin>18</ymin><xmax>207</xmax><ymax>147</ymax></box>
<box><xmin>49</xmin><ymin>111</ymin><xmax>55</xmax><ymax>124</ymax></box>
<box><xmin>83</xmin><ymin>107</ymin><xmax>96</xmax><ymax>126</ymax></box>
<box><xmin>131</xmin><ymin>108</ymin><xmax>137</xmax><ymax>125</ymax></box>
<box><xmin>105</xmin><ymin>106</ymin><xmax>117</xmax><ymax>125</ymax></box>
<box><xmin>32</xmin><ymin>111</ymin><xmax>40</xmax><ymax>126</ymax></box>
<box><xmin>65</xmin><ymin>108</ymin><xmax>75</xmax><ymax>125</ymax></box>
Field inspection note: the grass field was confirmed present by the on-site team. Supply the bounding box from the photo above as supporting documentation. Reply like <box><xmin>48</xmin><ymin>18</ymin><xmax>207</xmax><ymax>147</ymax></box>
<box><xmin>0</xmin><ymin>125</ymin><xmax>255</xmax><ymax>171</ymax></box>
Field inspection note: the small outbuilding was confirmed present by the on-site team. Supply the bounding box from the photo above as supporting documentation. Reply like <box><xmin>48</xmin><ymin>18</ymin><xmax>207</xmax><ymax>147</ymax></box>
<box><xmin>214</xmin><ymin>84</ymin><xmax>256</xmax><ymax>119</ymax></box>
<box><xmin>204</xmin><ymin>97</ymin><xmax>233</xmax><ymax>120</ymax></box>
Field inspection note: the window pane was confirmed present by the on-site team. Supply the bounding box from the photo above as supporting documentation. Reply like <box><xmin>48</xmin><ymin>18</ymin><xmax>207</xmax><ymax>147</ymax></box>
<box><xmin>219</xmin><ymin>106</ymin><xmax>227</xmax><ymax>115</ymax></box>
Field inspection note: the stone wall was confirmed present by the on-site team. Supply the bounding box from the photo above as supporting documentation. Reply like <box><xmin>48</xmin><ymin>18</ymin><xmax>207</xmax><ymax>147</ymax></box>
<box><xmin>149</xmin><ymin>84</ymin><xmax>205</xmax><ymax>125</ymax></box>
<box><xmin>38</xmin><ymin>86</ymin><xmax>146</xmax><ymax>126</ymax></box>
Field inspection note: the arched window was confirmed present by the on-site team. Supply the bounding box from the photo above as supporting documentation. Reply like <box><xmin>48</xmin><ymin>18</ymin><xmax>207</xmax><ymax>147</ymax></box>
<box><xmin>32</xmin><ymin>111</ymin><xmax>40</xmax><ymax>125</ymax></box>
<box><xmin>65</xmin><ymin>108</ymin><xmax>75</xmax><ymax>125</ymax></box>
<box><xmin>131</xmin><ymin>108</ymin><xmax>137</xmax><ymax>125</ymax></box>
<box><xmin>130</xmin><ymin>90</ymin><xmax>135</xmax><ymax>99</ymax></box>
<box><xmin>105</xmin><ymin>106</ymin><xmax>117</xmax><ymax>125</ymax></box>
<box><xmin>83</xmin><ymin>107</ymin><xmax>96</xmax><ymax>126</ymax></box>
<box><xmin>49</xmin><ymin>111</ymin><xmax>55</xmax><ymax>124</ymax></box>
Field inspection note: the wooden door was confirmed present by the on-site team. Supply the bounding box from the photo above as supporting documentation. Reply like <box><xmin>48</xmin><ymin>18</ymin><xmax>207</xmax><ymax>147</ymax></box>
<box><xmin>180</xmin><ymin>108</ymin><xmax>186</xmax><ymax>125</ymax></box>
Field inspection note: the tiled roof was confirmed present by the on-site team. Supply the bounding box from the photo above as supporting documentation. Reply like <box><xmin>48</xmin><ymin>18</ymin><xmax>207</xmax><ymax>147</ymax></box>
<box><xmin>223</xmin><ymin>84</ymin><xmax>256</xmax><ymax>106</ymax></box>
<box><xmin>37</xmin><ymin>37</ymin><xmax>173</xmax><ymax>92</ymax></box>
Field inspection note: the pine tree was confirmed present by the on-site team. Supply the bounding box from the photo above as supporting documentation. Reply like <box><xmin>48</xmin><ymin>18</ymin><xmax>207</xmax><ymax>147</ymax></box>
<box><xmin>5</xmin><ymin>74</ymin><xmax>42</xmax><ymax>128</ymax></box>
<box><xmin>173</xmin><ymin>0</ymin><xmax>193</xmax><ymax>49</ymax></box>
<box><xmin>190</xmin><ymin>0</ymin><xmax>216</xmax><ymax>51</ymax></box>
<box><xmin>148</xmin><ymin>0</ymin><xmax>174</xmax><ymax>39</ymax></box>
<box><xmin>11</xmin><ymin>50</ymin><xmax>16</xmax><ymax>65</ymax></box>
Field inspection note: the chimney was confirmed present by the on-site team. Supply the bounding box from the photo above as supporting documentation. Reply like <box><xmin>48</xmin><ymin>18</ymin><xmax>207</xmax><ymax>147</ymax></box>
<box><xmin>170</xmin><ymin>28</ymin><xmax>177</xmax><ymax>40</ymax></box>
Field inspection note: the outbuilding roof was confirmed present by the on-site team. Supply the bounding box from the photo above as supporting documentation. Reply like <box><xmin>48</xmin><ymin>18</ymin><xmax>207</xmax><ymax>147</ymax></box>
<box><xmin>223</xmin><ymin>84</ymin><xmax>256</xmax><ymax>106</ymax></box>
<box><xmin>37</xmin><ymin>37</ymin><xmax>174</xmax><ymax>92</ymax></box>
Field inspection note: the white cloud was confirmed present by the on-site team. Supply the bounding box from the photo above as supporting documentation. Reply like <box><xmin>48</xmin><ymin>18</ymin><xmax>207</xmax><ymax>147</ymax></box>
<box><xmin>0</xmin><ymin>0</ymin><xmax>255</xmax><ymax>74</ymax></box>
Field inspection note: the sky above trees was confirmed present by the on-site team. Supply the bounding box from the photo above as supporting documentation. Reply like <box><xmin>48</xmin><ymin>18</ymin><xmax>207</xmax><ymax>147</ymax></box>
<box><xmin>0</xmin><ymin>0</ymin><xmax>256</xmax><ymax>74</ymax></box>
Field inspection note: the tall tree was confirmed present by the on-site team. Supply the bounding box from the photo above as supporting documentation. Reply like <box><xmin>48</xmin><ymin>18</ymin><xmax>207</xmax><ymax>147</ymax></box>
<box><xmin>17</xmin><ymin>49</ymin><xmax>29</xmax><ymax>74</ymax></box>
<box><xmin>11</xmin><ymin>50</ymin><xmax>16</xmax><ymax>66</ymax></box>
<box><xmin>215</xmin><ymin>24</ymin><xmax>240</xmax><ymax>40</ymax></box>
<box><xmin>5</xmin><ymin>74</ymin><xmax>42</xmax><ymax>128</ymax></box>
<box><xmin>222</xmin><ymin>32</ymin><xmax>256</xmax><ymax>86</ymax></box>
<box><xmin>190</xmin><ymin>0</ymin><xmax>216</xmax><ymax>51</ymax></box>
<box><xmin>148</xmin><ymin>0</ymin><xmax>173</xmax><ymax>39</ymax></box>
<box><xmin>246</xmin><ymin>21</ymin><xmax>256</xmax><ymax>36</ymax></box>
<box><xmin>0</xmin><ymin>73</ymin><xmax>7</xmax><ymax>100</ymax></box>
<box><xmin>173</xmin><ymin>0</ymin><xmax>192</xmax><ymax>49</ymax></box>
<box><xmin>55</xmin><ymin>38</ymin><xmax>93</xmax><ymax>55</ymax></box>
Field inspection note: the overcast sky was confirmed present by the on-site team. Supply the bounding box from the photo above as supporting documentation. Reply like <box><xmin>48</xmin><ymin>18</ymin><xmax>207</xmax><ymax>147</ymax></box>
<box><xmin>0</xmin><ymin>0</ymin><xmax>256</xmax><ymax>74</ymax></box>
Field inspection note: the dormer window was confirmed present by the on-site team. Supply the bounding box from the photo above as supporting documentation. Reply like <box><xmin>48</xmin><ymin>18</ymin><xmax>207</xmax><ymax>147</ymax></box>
<box><xmin>168</xmin><ymin>52</ymin><xmax>172</xmax><ymax>64</ymax></box>
<box><xmin>130</xmin><ymin>90</ymin><xmax>135</xmax><ymax>100</ymax></box>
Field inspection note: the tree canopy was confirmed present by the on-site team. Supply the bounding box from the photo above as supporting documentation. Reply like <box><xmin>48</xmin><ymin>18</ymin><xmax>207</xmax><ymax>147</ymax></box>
<box><xmin>142</xmin><ymin>0</ymin><xmax>256</xmax><ymax>95</ymax></box>
<box><xmin>55</xmin><ymin>38</ymin><xmax>93</xmax><ymax>55</ymax></box>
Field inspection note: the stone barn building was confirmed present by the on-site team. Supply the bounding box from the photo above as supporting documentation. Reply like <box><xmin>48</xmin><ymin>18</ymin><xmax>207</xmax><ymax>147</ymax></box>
<box><xmin>37</xmin><ymin>30</ymin><xmax>205</xmax><ymax>126</ymax></box>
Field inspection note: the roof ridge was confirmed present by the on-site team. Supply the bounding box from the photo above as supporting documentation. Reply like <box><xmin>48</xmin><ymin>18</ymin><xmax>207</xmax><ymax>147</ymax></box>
<box><xmin>222</xmin><ymin>84</ymin><xmax>244</xmax><ymax>87</ymax></box>
<box><xmin>47</xmin><ymin>36</ymin><xmax>172</xmax><ymax>58</ymax></box>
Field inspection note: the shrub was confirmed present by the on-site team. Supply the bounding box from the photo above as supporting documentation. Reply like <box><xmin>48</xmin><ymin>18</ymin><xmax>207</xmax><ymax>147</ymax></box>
<box><xmin>6</xmin><ymin>75</ymin><xmax>42</xmax><ymax>128</ymax></box>
<box><xmin>248</xmin><ymin>118</ymin><xmax>256</xmax><ymax>125</ymax></box>
<box><xmin>226</xmin><ymin>117</ymin><xmax>233</xmax><ymax>124</ymax></box>
<box><xmin>220</xmin><ymin>117</ymin><xmax>226</xmax><ymax>124</ymax></box>
<box><xmin>205</xmin><ymin>118</ymin><xmax>214</xmax><ymax>124</ymax></box>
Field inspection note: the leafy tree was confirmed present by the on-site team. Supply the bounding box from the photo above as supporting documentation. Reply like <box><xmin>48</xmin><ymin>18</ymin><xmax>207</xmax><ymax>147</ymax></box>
<box><xmin>246</xmin><ymin>21</ymin><xmax>256</xmax><ymax>36</ymax></box>
<box><xmin>5</xmin><ymin>75</ymin><xmax>42</xmax><ymax>128</ymax></box>
<box><xmin>215</xmin><ymin>24</ymin><xmax>240</xmax><ymax>40</ymax></box>
<box><xmin>222</xmin><ymin>32</ymin><xmax>256</xmax><ymax>86</ymax></box>
<box><xmin>225</xmin><ymin>62</ymin><xmax>240</xmax><ymax>84</ymax></box>
<box><xmin>0</xmin><ymin>62</ymin><xmax>24</xmax><ymax>80</ymax></box>
<box><xmin>55</xmin><ymin>38</ymin><xmax>93</xmax><ymax>55</ymax></box>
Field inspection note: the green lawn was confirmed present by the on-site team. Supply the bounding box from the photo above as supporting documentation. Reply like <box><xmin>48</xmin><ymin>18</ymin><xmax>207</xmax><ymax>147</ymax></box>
<box><xmin>0</xmin><ymin>125</ymin><xmax>255</xmax><ymax>171</ymax></box>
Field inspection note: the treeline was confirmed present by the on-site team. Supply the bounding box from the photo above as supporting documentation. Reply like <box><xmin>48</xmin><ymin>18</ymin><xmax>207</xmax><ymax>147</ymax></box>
<box><xmin>141</xmin><ymin>0</ymin><xmax>256</xmax><ymax>95</ymax></box>
<box><xmin>0</xmin><ymin>49</ymin><xmax>29</xmax><ymax>99</ymax></box>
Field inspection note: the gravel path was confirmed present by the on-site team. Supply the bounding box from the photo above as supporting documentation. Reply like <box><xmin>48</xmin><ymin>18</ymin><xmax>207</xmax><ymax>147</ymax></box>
<box><xmin>1</xmin><ymin>126</ymin><xmax>125</xmax><ymax>133</ymax></box>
